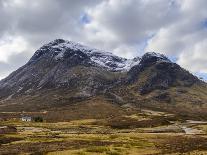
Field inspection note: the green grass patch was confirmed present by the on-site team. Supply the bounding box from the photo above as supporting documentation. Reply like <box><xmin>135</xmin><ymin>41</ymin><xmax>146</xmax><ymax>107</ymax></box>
<box><xmin>106</xmin><ymin>150</ymin><xmax>122</xmax><ymax>155</ymax></box>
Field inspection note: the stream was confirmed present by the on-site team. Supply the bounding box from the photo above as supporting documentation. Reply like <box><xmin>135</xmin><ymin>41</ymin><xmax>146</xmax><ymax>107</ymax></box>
<box><xmin>179</xmin><ymin>120</ymin><xmax>207</xmax><ymax>135</ymax></box>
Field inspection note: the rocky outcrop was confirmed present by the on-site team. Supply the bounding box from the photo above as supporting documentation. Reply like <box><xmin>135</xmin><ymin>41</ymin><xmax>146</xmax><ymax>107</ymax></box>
<box><xmin>127</xmin><ymin>52</ymin><xmax>200</xmax><ymax>94</ymax></box>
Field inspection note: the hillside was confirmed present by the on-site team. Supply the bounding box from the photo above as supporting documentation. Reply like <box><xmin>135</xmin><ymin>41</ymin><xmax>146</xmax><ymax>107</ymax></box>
<box><xmin>0</xmin><ymin>39</ymin><xmax>207</xmax><ymax>120</ymax></box>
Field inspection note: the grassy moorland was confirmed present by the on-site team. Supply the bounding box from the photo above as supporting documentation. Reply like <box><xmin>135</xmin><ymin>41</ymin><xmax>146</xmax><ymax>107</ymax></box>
<box><xmin>0</xmin><ymin>108</ymin><xmax>207</xmax><ymax>155</ymax></box>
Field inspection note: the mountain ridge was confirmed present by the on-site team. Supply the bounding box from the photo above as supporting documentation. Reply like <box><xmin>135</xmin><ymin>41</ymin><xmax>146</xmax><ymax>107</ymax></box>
<box><xmin>0</xmin><ymin>39</ymin><xmax>206</xmax><ymax>120</ymax></box>
<box><xmin>28</xmin><ymin>39</ymin><xmax>141</xmax><ymax>72</ymax></box>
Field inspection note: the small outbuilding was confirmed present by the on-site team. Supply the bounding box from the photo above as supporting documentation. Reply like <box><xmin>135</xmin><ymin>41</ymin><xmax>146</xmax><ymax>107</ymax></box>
<box><xmin>21</xmin><ymin>116</ymin><xmax>32</xmax><ymax>122</ymax></box>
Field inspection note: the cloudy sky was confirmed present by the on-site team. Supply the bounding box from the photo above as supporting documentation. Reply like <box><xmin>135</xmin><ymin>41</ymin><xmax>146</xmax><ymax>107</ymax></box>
<box><xmin>0</xmin><ymin>0</ymin><xmax>207</xmax><ymax>80</ymax></box>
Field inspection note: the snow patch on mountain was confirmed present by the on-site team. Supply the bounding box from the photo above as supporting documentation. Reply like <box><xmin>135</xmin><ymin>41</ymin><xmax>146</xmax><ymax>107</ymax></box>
<box><xmin>31</xmin><ymin>39</ymin><xmax>173</xmax><ymax>72</ymax></box>
<box><xmin>32</xmin><ymin>39</ymin><xmax>141</xmax><ymax>71</ymax></box>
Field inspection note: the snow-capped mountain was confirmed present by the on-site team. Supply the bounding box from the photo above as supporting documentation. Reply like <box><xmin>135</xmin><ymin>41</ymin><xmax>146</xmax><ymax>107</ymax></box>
<box><xmin>0</xmin><ymin>39</ymin><xmax>141</xmax><ymax>99</ymax></box>
<box><xmin>30</xmin><ymin>39</ymin><xmax>140</xmax><ymax>72</ymax></box>
<box><xmin>0</xmin><ymin>39</ymin><xmax>205</xmax><ymax>117</ymax></box>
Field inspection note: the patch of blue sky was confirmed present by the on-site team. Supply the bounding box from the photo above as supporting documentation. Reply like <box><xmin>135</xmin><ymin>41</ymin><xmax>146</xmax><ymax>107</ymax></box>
<box><xmin>169</xmin><ymin>56</ymin><xmax>177</xmax><ymax>63</ymax></box>
<box><xmin>138</xmin><ymin>34</ymin><xmax>156</xmax><ymax>55</ymax></box>
<box><xmin>201</xmin><ymin>18</ymin><xmax>207</xmax><ymax>29</ymax></box>
<box><xmin>79</xmin><ymin>13</ymin><xmax>91</xmax><ymax>25</ymax></box>
<box><xmin>194</xmin><ymin>72</ymin><xmax>207</xmax><ymax>82</ymax></box>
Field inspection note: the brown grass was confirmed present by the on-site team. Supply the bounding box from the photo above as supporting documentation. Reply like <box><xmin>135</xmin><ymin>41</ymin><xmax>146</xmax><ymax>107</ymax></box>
<box><xmin>156</xmin><ymin>135</ymin><xmax>207</xmax><ymax>154</ymax></box>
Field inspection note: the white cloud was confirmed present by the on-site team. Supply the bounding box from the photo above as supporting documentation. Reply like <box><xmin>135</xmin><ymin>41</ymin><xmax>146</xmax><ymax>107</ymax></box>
<box><xmin>146</xmin><ymin>0</ymin><xmax>207</xmax><ymax>74</ymax></box>
<box><xmin>83</xmin><ymin>0</ymin><xmax>179</xmax><ymax>50</ymax></box>
<box><xmin>0</xmin><ymin>0</ymin><xmax>207</xmax><ymax>79</ymax></box>
<box><xmin>113</xmin><ymin>44</ymin><xmax>138</xmax><ymax>59</ymax></box>
<box><xmin>178</xmin><ymin>38</ymin><xmax>207</xmax><ymax>73</ymax></box>
<box><xmin>0</xmin><ymin>36</ymin><xmax>28</xmax><ymax>62</ymax></box>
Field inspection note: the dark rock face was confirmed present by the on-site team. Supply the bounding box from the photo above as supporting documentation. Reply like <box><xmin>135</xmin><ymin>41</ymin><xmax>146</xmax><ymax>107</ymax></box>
<box><xmin>154</xmin><ymin>92</ymin><xmax>171</xmax><ymax>102</ymax></box>
<box><xmin>139</xmin><ymin>52</ymin><xmax>170</xmax><ymax>67</ymax></box>
<box><xmin>127</xmin><ymin>52</ymin><xmax>170</xmax><ymax>82</ymax></box>
<box><xmin>128</xmin><ymin>53</ymin><xmax>200</xmax><ymax>94</ymax></box>
<box><xmin>0</xmin><ymin>39</ymin><xmax>139</xmax><ymax>100</ymax></box>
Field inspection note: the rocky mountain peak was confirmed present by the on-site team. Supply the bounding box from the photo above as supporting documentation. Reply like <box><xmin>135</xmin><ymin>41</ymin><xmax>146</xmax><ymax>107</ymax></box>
<box><xmin>139</xmin><ymin>52</ymin><xmax>171</xmax><ymax>67</ymax></box>
<box><xmin>0</xmin><ymin>39</ymin><xmax>142</xmax><ymax>99</ymax></box>
<box><xmin>127</xmin><ymin>52</ymin><xmax>200</xmax><ymax>95</ymax></box>
<box><xmin>29</xmin><ymin>39</ymin><xmax>141</xmax><ymax>72</ymax></box>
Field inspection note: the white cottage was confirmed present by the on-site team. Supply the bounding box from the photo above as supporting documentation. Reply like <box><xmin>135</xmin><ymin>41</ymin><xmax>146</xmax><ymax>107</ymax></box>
<box><xmin>21</xmin><ymin>116</ymin><xmax>32</xmax><ymax>122</ymax></box>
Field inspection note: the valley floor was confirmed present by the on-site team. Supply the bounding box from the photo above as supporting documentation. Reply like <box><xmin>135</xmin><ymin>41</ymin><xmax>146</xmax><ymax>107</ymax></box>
<box><xmin>1</xmin><ymin>109</ymin><xmax>207</xmax><ymax>155</ymax></box>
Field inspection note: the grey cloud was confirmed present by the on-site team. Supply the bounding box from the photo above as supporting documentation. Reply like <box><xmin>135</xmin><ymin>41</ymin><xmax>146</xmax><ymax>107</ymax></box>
<box><xmin>0</xmin><ymin>0</ymin><xmax>207</xmax><ymax>79</ymax></box>
<box><xmin>85</xmin><ymin>0</ymin><xmax>180</xmax><ymax>45</ymax></box>
<box><xmin>0</xmin><ymin>0</ymin><xmax>100</xmax><ymax>45</ymax></box>
<box><xmin>0</xmin><ymin>0</ymin><xmax>101</xmax><ymax>79</ymax></box>
<box><xmin>0</xmin><ymin>51</ymin><xmax>31</xmax><ymax>79</ymax></box>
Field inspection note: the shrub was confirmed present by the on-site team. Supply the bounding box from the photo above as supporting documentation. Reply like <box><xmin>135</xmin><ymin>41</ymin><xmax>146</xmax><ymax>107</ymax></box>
<box><xmin>34</xmin><ymin>116</ymin><xmax>43</xmax><ymax>122</ymax></box>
